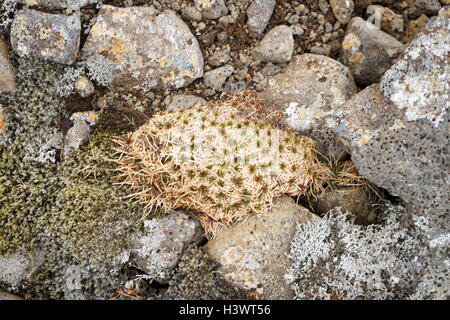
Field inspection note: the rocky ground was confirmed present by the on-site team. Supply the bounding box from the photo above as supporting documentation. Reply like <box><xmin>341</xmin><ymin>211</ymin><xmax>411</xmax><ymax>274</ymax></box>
<box><xmin>0</xmin><ymin>0</ymin><xmax>448</xmax><ymax>300</ymax></box>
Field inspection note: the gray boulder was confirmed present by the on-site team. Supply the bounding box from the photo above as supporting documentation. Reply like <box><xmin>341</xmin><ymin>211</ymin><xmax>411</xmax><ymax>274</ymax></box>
<box><xmin>10</xmin><ymin>9</ymin><xmax>81</xmax><ymax>65</ymax></box>
<box><xmin>205</xmin><ymin>195</ymin><xmax>315</xmax><ymax>299</ymax></box>
<box><xmin>329</xmin><ymin>0</ymin><xmax>355</xmax><ymax>24</ymax></box>
<box><xmin>81</xmin><ymin>5</ymin><xmax>203</xmax><ymax>93</ymax></box>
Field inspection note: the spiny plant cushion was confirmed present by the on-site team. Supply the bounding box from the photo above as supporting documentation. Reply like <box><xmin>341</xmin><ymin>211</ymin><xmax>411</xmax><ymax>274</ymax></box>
<box><xmin>114</xmin><ymin>91</ymin><xmax>328</xmax><ymax>236</ymax></box>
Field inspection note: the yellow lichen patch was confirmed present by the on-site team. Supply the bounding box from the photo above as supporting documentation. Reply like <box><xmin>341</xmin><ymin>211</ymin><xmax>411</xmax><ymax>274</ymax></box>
<box><xmin>111</xmin><ymin>38</ymin><xmax>135</xmax><ymax>63</ymax></box>
<box><xmin>113</xmin><ymin>91</ymin><xmax>329</xmax><ymax>236</ymax></box>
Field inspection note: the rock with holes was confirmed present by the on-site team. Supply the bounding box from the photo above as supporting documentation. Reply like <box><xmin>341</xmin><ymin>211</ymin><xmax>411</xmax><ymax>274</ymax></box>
<box><xmin>0</xmin><ymin>37</ymin><xmax>16</xmax><ymax>94</ymax></box>
<box><xmin>259</xmin><ymin>54</ymin><xmax>357</xmax><ymax>160</ymax></box>
<box><xmin>341</xmin><ymin>17</ymin><xmax>404</xmax><ymax>86</ymax></box>
<box><xmin>10</xmin><ymin>9</ymin><xmax>81</xmax><ymax>65</ymax></box>
<box><xmin>330</xmin><ymin>0</ymin><xmax>355</xmax><ymax>24</ymax></box>
<box><xmin>205</xmin><ymin>195</ymin><xmax>315</xmax><ymax>299</ymax></box>
<box><xmin>246</xmin><ymin>0</ymin><xmax>276</xmax><ymax>37</ymax></box>
<box><xmin>253</xmin><ymin>25</ymin><xmax>294</xmax><ymax>64</ymax></box>
<box><xmin>194</xmin><ymin>0</ymin><xmax>228</xmax><ymax>20</ymax></box>
<box><xmin>334</xmin><ymin>7</ymin><xmax>449</xmax><ymax>239</ymax></box>
<box><xmin>81</xmin><ymin>5</ymin><xmax>203</xmax><ymax>93</ymax></box>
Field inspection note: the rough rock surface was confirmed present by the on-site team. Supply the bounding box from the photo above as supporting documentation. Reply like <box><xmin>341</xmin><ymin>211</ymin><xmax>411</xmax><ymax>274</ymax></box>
<box><xmin>19</xmin><ymin>0</ymin><xmax>99</xmax><ymax>9</ymax></box>
<box><xmin>203</xmin><ymin>64</ymin><xmax>234</xmax><ymax>91</ymax></box>
<box><xmin>335</xmin><ymin>7</ymin><xmax>449</xmax><ymax>238</ymax></box>
<box><xmin>330</xmin><ymin>0</ymin><xmax>355</xmax><ymax>24</ymax></box>
<box><xmin>10</xmin><ymin>9</ymin><xmax>81</xmax><ymax>65</ymax></box>
<box><xmin>126</xmin><ymin>212</ymin><xmax>203</xmax><ymax>282</ymax></box>
<box><xmin>246</xmin><ymin>0</ymin><xmax>276</xmax><ymax>37</ymax></box>
<box><xmin>81</xmin><ymin>5</ymin><xmax>203</xmax><ymax>92</ymax></box>
<box><xmin>341</xmin><ymin>17</ymin><xmax>404</xmax><ymax>86</ymax></box>
<box><xmin>205</xmin><ymin>195</ymin><xmax>315</xmax><ymax>299</ymax></box>
<box><xmin>259</xmin><ymin>54</ymin><xmax>357</xmax><ymax>159</ymax></box>
<box><xmin>194</xmin><ymin>0</ymin><xmax>228</xmax><ymax>20</ymax></box>
<box><xmin>253</xmin><ymin>25</ymin><xmax>294</xmax><ymax>64</ymax></box>
<box><xmin>166</xmin><ymin>94</ymin><xmax>206</xmax><ymax>111</ymax></box>
<box><xmin>0</xmin><ymin>38</ymin><xmax>16</xmax><ymax>93</ymax></box>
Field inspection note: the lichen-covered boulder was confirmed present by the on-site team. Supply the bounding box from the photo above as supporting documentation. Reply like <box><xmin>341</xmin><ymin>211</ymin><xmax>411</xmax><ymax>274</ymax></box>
<box><xmin>81</xmin><ymin>5</ymin><xmax>204</xmax><ymax>93</ymax></box>
<box><xmin>334</xmin><ymin>7</ymin><xmax>449</xmax><ymax>238</ymax></box>
<box><xmin>259</xmin><ymin>54</ymin><xmax>357</xmax><ymax>159</ymax></box>
<box><xmin>0</xmin><ymin>37</ymin><xmax>16</xmax><ymax>94</ymax></box>
<box><xmin>10</xmin><ymin>9</ymin><xmax>81</xmax><ymax>65</ymax></box>
<box><xmin>0</xmin><ymin>106</ymin><xmax>5</xmax><ymax>136</ymax></box>
<box><xmin>205</xmin><ymin>195</ymin><xmax>315</xmax><ymax>299</ymax></box>
<box><xmin>341</xmin><ymin>17</ymin><xmax>404</xmax><ymax>86</ymax></box>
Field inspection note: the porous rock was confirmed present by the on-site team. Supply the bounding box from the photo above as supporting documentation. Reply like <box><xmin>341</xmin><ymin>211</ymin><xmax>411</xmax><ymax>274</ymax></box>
<box><xmin>246</xmin><ymin>0</ymin><xmax>276</xmax><ymax>37</ymax></box>
<box><xmin>253</xmin><ymin>25</ymin><xmax>294</xmax><ymax>64</ymax></box>
<box><xmin>334</xmin><ymin>7</ymin><xmax>449</xmax><ymax>238</ymax></box>
<box><xmin>0</xmin><ymin>38</ymin><xmax>16</xmax><ymax>93</ymax></box>
<box><xmin>10</xmin><ymin>9</ymin><xmax>81</xmax><ymax>65</ymax></box>
<box><xmin>194</xmin><ymin>0</ymin><xmax>228</xmax><ymax>20</ymax></box>
<box><xmin>205</xmin><ymin>195</ymin><xmax>315</xmax><ymax>299</ymax></box>
<box><xmin>341</xmin><ymin>17</ymin><xmax>404</xmax><ymax>86</ymax></box>
<box><xmin>81</xmin><ymin>5</ymin><xmax>203</xmax><ymax>93</ymax></box>
<box><xmin>259</xmin><ymin>54</ymin><xmax>357</xmax><ymax>160</ymax></box>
